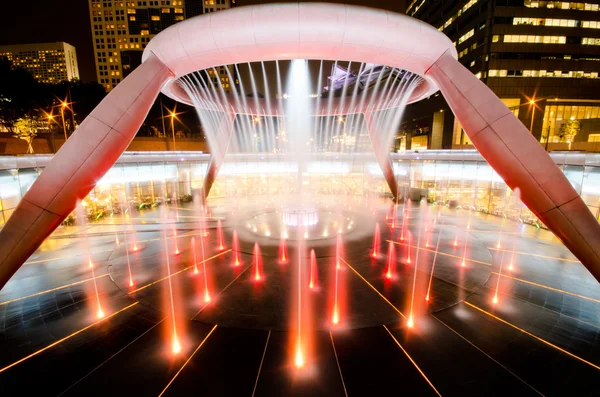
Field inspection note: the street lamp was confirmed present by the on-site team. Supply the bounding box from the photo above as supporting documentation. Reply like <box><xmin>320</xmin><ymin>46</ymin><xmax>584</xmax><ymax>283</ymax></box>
<box><xmin>529</xmin><ymin>98</ymin><xmax>536</xmax><ymax>134</ymax></box>
<box><xmin>170</xmin><ymin>111</ymin><xmax>176</xmax><ymax>151</ymax></box>
<box><xmin>60</xmin><ymin>101</ymin><xmax>68</xmax><ymax>140</ymax></box>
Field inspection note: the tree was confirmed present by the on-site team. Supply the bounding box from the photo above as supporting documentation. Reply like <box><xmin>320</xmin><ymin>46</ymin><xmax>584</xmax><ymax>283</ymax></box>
<box><xmin>558</xmin><ymin>118</ymin><xmax>581</xmax><ymax>143</ymax></box>
<box><xmin>0</xmin><ymin>57</ymin><xmax>51</xmax><ymax>133</ymax></box>
<box><xmin>13</xmin><ymin>117</ymin><xmax>37</xmax><ymax>153</ymax></box>
<box><xmin>52</xmin><ymin>80</ymin><xmax>106</xmax><ymax>128</ymax></box>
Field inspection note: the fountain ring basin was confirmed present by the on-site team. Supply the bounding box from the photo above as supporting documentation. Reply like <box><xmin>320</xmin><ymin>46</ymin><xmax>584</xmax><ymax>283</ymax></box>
<box><xmin>282</xmin><ymin>207</ymin><xmax>319</xmax><ymax>227</ymax></box>
<box><xmin>142</xmin><ymin>3</ymin><xmax>457</xmax><ymax>110</ymax></box>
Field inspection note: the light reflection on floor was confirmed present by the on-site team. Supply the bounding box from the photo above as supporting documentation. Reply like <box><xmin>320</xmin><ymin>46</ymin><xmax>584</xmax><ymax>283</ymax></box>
<box><xmin>0</xmin><ymin>194</ymin><xmax>599</xmax><ymax>396</ymax></box>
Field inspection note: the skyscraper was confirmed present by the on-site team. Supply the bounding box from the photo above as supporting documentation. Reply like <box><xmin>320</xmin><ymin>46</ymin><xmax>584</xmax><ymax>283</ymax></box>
<box><xmin>404</xmin><ymin>0</ymin><xmax>600</xmax><ymax>150</ymax></box>
<box><xmin>88</xmin><ymin>0</ymin><xmax>235</xmax><ymax>91</ymax></box>
<box><xmin>0</xmin><ymin>42</ymin><xmax>80</xmax><ymax>84</ymax></box>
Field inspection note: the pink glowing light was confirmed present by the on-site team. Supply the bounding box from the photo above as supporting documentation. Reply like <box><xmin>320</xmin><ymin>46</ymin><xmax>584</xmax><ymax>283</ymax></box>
<box><xmin>309</xmin><ymin>249</ymin><xmax>317</xmax><ymax>289</ymax></box>
<box><xmin>385</xmin><ymin>241</ymin><xmax>395</xmax><ymax>279</ymax></box>
<box><xmin>372</xmin><ymin>223</ymin><xmax>380</xmax><ymax>258</ymax></box>
<box><xmin>253</xmin><ymin>242</ymin><xmax>262</xmax><ymax>281</ymax></box>
<box><xmin>333</xmin><ymin>236</ymin><xmax>341</xmax><ymax>325</ymax></box>
<box><xmin>295</xmin><ymin>345</ymin><xmax>305</xmax><ymax>368</ymax></box>
<box><xmin>232</xmin><ymin>230</ymin><xmax>241</xmax><ymax>267</ymax></box>
<box><xmin>426</xmin><ymin>231</ymin><xmax>442</xmax><ymax>304</ymax></box>
<box><xmin>172</xmin><ymin>337</ymin><xmax>181</xmax><ymax>354</ymax></box>
<box><xmin>217</xmin><ymin>220</ymin><xmax>225</xmax><ymax>251</ymax></box>
<box><xmin>279</xmin><ymin>238</ymin><xmax>288</xmax><ymax>263</ymax></box>
<box><xmin>192</xmin><ymin>237</ymin><xmax>199</xmax><ymax>274</ymax></box>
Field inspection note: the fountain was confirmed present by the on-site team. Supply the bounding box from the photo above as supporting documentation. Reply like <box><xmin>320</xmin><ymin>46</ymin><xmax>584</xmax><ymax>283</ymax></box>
<box><xmin>372</xmin><ymin>223</ymin><xmax>381</xmax><ymax>258</ymax></box>
<box><xmin>232</xmin><ymin>230</ymin><xmax>241</xmax><ymax>267</ymax></box>
<box><xmin>309</xmin><ymin>249</ymin><xmax>318</xmax><ymax>289</ymax></box>
<box><xmin>253</xmin><ymin>243</ymin><xmax>263</xmax><ymax>282</ymax></box>
<box><xmin>2</xmin><ymin>5</ymin><xmax>600</xmax><ymax>395</ymax></box>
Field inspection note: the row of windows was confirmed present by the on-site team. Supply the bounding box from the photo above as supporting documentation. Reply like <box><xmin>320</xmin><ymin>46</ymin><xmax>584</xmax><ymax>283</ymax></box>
<box><xmin>488</xmin><ymin>69</ymin><xmax>599</xmax><ymax>78</ymax></box>
<box><xmin>513</xmin><ymin>17</ymin><xmax>600</xmax><ymax>29</ymax></box>
<box><xmin>499</xmin><ymin>34</ymin><xmax>567</xmax><ymax>43</ymax></box>
<box><xmin>99</xmin><ymin>78</ymin><xmax>121</xmax><ymax>84</ymax></box>
<box><xmin>439</xmin><ymin>0</ymin><xmax>478</xmax><ymax>31</ymax></box>
<box><xmin>583</xmin><ymin>37</ymin><xmax>600</xmax><ymax>45</ymax></box>
<box><xmin>458</xmin><ymin>42</ymin><xmax>478</xmax><ymax>58</ymax></box>
<box><xmin>93</xmin><ymin>1</ymin><xmax>178</xmax><ymax>6</ymax></box>
<box><xmin>119</xmin><ymin>43</ymin><xmax>145</xmax><ymax>49</ymax></box>
<box><xmin>458</xmin><ymin>29</ymin><xmax>474</xmax><ymax>44</ymax></box>
<box><xmin>524</xmin><ymin>1</ymin><xmax>600</xmax><ymax>11</ymax></box>
<box><xmin>98</xmin><ymin>70</ymin><xmax>121</xmax><ymax>77</ymax></box>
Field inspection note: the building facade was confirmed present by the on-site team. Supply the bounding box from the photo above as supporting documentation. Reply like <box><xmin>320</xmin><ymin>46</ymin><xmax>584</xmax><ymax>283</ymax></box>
<box><xmin>88</xmin><ymin>0</ymin><xmax>235</xmax><ymax>91</ymax></box>
<box><xmin>0</xmin><ymin>42</ymin><xmax>80</xmax><ymax>84</ymax></box>
<box><xmin>404</xmin><ymin>0</ymin><xmax>600</xmax><ymax>150</ymax></box>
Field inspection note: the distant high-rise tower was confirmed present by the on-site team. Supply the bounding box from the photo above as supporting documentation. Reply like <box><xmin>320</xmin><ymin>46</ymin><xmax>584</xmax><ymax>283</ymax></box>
<box><xmin>88</xmin><ymin>0</ymin><xmax>235</xmax><ymax>92</ymax></box>
<box><xmin>404</xmin><ymin>0</ymin><xmax>600</xmax><ymax>149</ymax></box>
<box><xmin>0</xmin><ymin>42</ymin><xmax>80</xmax><ymax>84</ymax></box>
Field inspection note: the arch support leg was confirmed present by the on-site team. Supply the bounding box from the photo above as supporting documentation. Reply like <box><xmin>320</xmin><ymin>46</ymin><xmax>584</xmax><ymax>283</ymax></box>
<box><xmin>364</xmin><ymin>112</ymin><xmax>399</xmax><ymax>200</ymax></box>
<box><xmin>0</xmin><ymin>54</ymin><xmax>172</xmax><ymax>290</ymax></box>
<box><xmin>427</xmin><ymin>51</ymin><xmax>600</xmax><ymax>282</ymax></box>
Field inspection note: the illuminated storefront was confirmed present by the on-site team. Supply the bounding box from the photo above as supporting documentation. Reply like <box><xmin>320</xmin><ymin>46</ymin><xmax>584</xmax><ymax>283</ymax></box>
<box><xmin>1</xmin><ymin>150</ymin><xmax>599</xmax><ymax>227</ymax></box>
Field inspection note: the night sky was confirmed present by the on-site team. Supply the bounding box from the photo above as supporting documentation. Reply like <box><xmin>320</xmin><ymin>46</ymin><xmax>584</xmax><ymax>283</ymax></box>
<box><xmin>0</xmin><ymin>0</ymin><xmax>406</xmax><ymax>83</ymax></box>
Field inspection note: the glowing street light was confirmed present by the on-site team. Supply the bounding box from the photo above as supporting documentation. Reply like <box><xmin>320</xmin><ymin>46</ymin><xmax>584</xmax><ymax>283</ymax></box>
<box><xmin>170</xmin><ymin>110</ymin><xmax>177</xmax><ymax>151</ymax></box>
<box><xmin>527</xmin><ymin>97</ymin><xmax>538</xmax><ymax>135</ymax></box>
<box><xmin>59</xmin><ymin>99</ymin><xmax>70</xmax><ymax>140</ymax></box>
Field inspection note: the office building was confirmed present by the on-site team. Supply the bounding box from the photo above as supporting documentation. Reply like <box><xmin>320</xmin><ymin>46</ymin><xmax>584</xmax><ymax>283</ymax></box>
<box><xmin>88</xmin><ymin>0</ymin><xmax>235</xmax><ymax>91</ymax></box>
<box><xmin>404</xmin><ymin>0</ymin><xmax>600</xmax><ymax>150</ymax></box>
<box><xmin>0</xmin><ymin>42</ymin><xmax>80</xmax><ymax>84</ymax></box>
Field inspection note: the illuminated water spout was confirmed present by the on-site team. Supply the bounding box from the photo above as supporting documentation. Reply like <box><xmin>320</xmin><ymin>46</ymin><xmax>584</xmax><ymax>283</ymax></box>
<box><xmin>426</xmin><ymin>230</ymin><xmax>442</xmax><ymax>302</ymax></box>
<box><xmin>253</xmin><ymin>242</ymin><xmax>262</xmax><ymax>281</ymax></box>
<box><xmin>232</xmin><ymin>229</ymin><xmax>241</xmax><ymax>266</ymax></box>
<box><xmin>309</xmin><ymin>249</ymin><xmax>317</xmax><ymax>289</ymax></box>
<box><xmin>88</xmin><ymin>258</ymin><xmax>104</xmax><ymax>319</ymax></box>
<box><xmin>192</xmin><ymin>237</ymin><xmax>199</xmax><ymax>274</ymax></box>
<box><xmin>199</xmin><ymin>231</ymin><xmax>211</xmax><ymax>303</ymax></box>
<box><xmin>385</xmin><ymin>240</ymin><xmax>396</xmax><ymax>279</ymax></box>
<box><xmin>333</xmin><ymin>235</ymin><xmax>342</xmax><ymax>325</ymax></box>
<box><xmin>217</xmin><ymin>220</ymin><xmax>225</xmax><ymax>251</ymax></box>
<box><xmin>123</xmin><ymin>230</ymin><xmax>134</xmax><ymax>287</ymax></box>
<box><xmin>279</xmin><ymin>237</ymin><xmax>288</xmax><ymax>263</ymax></box>
<box><xmin>173</xmin><ymin>225</ymin><xmax>181</xmax><ymax>255</ymax></box>
<box><xmin>372</xmin><ymin>223</ymin><xmax>381</xmax><ymax>258</ymax></box>
<box><xmin>163</xmin><ymin>234</ymin><xmax>181</xmax><ymax>355</ymax></box>
<box><xmin>131</xmin><ymin>232</ymin><xmax>139</xmax><ymax>252</ymax></box>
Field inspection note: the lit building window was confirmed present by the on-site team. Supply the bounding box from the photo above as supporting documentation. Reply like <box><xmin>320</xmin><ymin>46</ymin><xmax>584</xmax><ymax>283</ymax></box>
<box><xmin>503</xmin><ymin>35</ymin><xmax>566</xmax><ymax>44</ymax></box>
<box><xmin>439</xmin><ymin>0</ymin><xmax>478</xmax><ymax>31</ymax></box>
<box><xmin>524</xmin><ymin>0</ymin><xmax>599</xmax><ymax>11</ymax></box>
<box><xmin>582</xmin><ymin>37</ymin><xmax>600</xmax><ymax>45</ymax></box>
<box><xmin>458</xmin><ymin>29</ymin><xmax>474</xmax><ymax>44</ymax></box>
<box><xmin>513</xmin><ymin>17</ymin><xmax>600</xmax><ymax>28</ymax></box>
<box><xmin>151</xmin><ymin>15</ymin><xmax>160</xmax><ymax>20</ymax></box>
<box><xmin>488</xmin><ymin>69</ymin><xmax>599</xmax><ymax>78</ymax></box>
